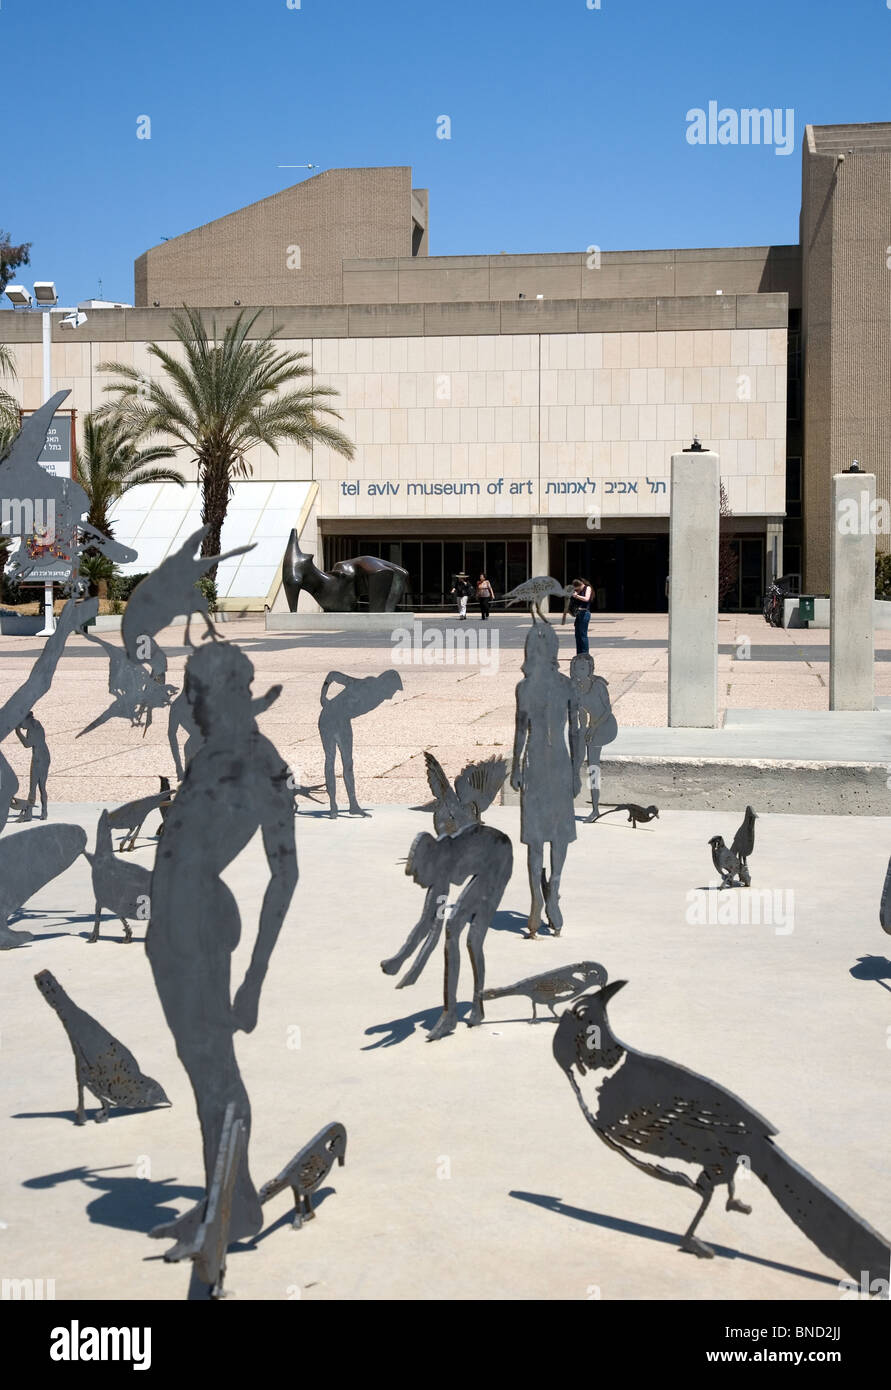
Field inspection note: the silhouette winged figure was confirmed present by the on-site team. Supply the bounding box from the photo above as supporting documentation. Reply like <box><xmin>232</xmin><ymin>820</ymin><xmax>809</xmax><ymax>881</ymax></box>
<box><xmin>423</xmin><ymin>751</ymin><xmax>507</xmax><ymax>835</ymax></box>
<box><xmin>553</xmin><ymin>982</ymin><xmax>891</xmax><ymax>1283</ymax></box>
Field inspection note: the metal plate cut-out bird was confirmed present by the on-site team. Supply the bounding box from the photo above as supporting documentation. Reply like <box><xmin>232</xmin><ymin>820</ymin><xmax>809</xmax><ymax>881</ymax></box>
<box><xmin>259</xmin><ymin>1123</ymin><xmax>347</xmax><ymax>1229</ymax></box>
<box><xmin>422</xmin><ymin>751</ymin><xmax>507</xmax><ymax>835</ymax></box>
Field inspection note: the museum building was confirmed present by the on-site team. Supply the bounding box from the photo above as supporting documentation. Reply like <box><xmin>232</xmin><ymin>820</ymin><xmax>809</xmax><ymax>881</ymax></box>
<box><xmin>1</xmin><ymin>122</ymin><xmax>888</xmax><ymax>613</ymax></box>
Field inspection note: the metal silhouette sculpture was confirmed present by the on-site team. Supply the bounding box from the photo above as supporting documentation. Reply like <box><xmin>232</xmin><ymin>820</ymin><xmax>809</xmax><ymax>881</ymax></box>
<box><xmin>11</xmin><ymin>713</ymin><xmax>50</xmax><ymax>821</ymax></box>
<box><xmin>145</xmin><ymin>641</ymin><xmax>298</xmax><ymax>1260</ymax></box>
<box><xmin>168</xmin><ymin>681</ymin><xmax>282</xmax><ymax>782</ymax></box>
<box><xmin>511</xmin><ymin>622</ymin><xmax>582</xmax><ymax>938</ymax></box>
<box><xmin>107</xmin><ymin>778</ymin><xmax>173</xmax><ymax>852</ymax></box>
<box><xmin>86</xmin><ymin>811</ymin><xmax>151</xmax><ymax>943</ymax></box>
<box><xmin>553</xmin><ymin>981</ymin><xmax>891</xmax><ymax>1282</ymax></box>
<box><xmin>282</xmin><ymin>529</ymin><xmax>409</xmax><ymax>612</ymax></box>
<box><xmin>319</xmin><ymin>669</ymin><xmax>402</xmax><ymax>818</ymax></box>
<box><xmin>0</xmin><ymin>392</ymin><xmax>135</xmax><ymax>582</ymax></box>
<box><xmin>0</xmin><ymin>596</ymin><xmax>97</xmax><ymax>832</ymax></box>
<box><xmin>592</xmin><ymin>803</ymin><xmax>660</xmax><ymax>830</ymax></box>
<box><xmin>123</xmin><ymin>524</ymin><xmax>254</xmax><ymax>654</ymax></box>
<box><xmin>34</xmin><ymin>969</ymin><xmax>169</xmax><ymax>1124</ymax></box>
<box><xmin>504</xmin><ymin>576</ymin><xmax>574</xmax><ymax>623</ymax></box>
<box><xmin>381</xmin><ymin>821</ymin><xmax>513</xmax><ymax>1041</ymax></box>
<box><xmin>710</xmin><ymin>807</ymin><xmax>757</xmax><ymax>888</ymax></box>
<box><xmin>168</xmin><ymin>1101</ymin><xmax>246</xmax><ymax>1301</ymax></box>
<box><xmin>79</xmin><ymin>630</ymin><xmax>176</xmax><ymax>737</ymax></box>
<box><xmin>0</xmin><ymin>823</ymin><xmax>86</xmax><ymax>949</ymax></box>
<box><xmin>569</xmin><ymin>654</ymin><xmax>618</xmax><ymax>821</ymax></box>
<box><xmin>881</xmin><ymin>854</ymin><xmax>891</xmax><ymax>935</ymax></box>
<box><xmin>482</xmin><ymin>961</ymin><xmax>608</xmax><ymax>1022</ymax></box>
<box><xmin>259</xmin><ymin>1122</ymin><xmax>347</xmax><ymax>1230</ymax></box>
<box><xmin>423</xmin><ymin>751</ymin><xmax>507</xmax><ymax>835</ymax></box>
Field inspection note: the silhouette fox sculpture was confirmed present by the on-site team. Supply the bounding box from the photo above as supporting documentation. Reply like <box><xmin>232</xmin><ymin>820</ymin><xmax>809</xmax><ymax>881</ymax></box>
<box><xmin>553</xmin><ymin>981</ymin><xmax>891</xmax><ymax>1286</ymax></box>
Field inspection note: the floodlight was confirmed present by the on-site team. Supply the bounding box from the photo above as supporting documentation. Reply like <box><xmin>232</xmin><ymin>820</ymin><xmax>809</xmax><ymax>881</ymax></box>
<box><xmin>5</xmin><ymin>285</ymin><xmax>32</xmax><ymax>307</ymax></box>
<box><xmin>33</xmin><ymin>281</ymin><xmax>58</xmax><ymax>305</ymax></box>
<box><xmin>59</xmin><ymin>310</ymin><xmax>88</xmax><ymax>330</ymax></box>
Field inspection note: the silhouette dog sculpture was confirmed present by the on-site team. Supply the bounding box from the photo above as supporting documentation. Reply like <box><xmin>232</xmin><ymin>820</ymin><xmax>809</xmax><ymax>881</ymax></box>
<box><xmin>282</xmin><ymin>530</ymin><xmax>408</xmax><ymax>613</ymax></box>
<box><xmin>553</xmin><ymin>981</ymin><xmax>891</xmax><ymax>1285</ymax></box>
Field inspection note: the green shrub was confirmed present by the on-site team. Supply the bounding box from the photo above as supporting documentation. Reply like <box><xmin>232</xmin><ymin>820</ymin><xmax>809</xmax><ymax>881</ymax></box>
<box><xmin>196</xmin><ymin>575</ymin><xmax>218</xmax><ymax>612</ymax></box>
<box><xmin>108</xmin><ymin>572</ymin><xmax>148</xmax><ymax>602</ymax></box>
<box><xmin>875</xmin><ymin>553</ymin><xmax>891</xmax><ymax>600</ymax></box>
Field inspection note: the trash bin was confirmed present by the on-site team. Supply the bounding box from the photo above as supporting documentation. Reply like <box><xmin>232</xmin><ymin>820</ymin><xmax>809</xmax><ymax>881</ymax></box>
<box><xmin>798</xmin><ymin>595</ymin><xmax>815</xmax><ymax>624</ymax></box>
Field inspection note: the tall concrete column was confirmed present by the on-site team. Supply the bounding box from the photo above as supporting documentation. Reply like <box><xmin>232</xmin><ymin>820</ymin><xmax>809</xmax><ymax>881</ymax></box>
<box><xmin>530</xmin><ymin>520</ymin><xmax>549</xmax><ymax>577</ymax></box>
<box><xmin>668</xmin><ymin>447</ymin><xmax>719</xmax><ymax>727</ymax></box>
<box><xmin>766</xmin><ymin>519</ymin><xmax>784</xmax><ymax>582</ymax></box>
<box><xmin>830</xmin><ymin>470</ymin><xmax>875</xmax><ymax>711</ymax></box>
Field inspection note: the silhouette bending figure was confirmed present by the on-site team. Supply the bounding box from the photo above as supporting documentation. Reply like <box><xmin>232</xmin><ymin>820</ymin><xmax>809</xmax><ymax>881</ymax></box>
<box><xmin>511</xmin><ymin>623</ymin><xmax>582</xmax><ymax>937</ymax></box>
<box><xmin>12</xmin><ymin>713</ymin><xmax>50</xmax><ymax>821</ymax></box>
<box><xmin>381</xmin><ymin>822</ymin><xmax>513</xmax><ymax>1040</ymax></box>
<box><xmin>318</xmin><ymin>669</ymin><xmax>402</xmax><ymax>818</ymax></box>
<box><xmin>553</xmin><ymin>981</ymin><xmax>891</xmax><ymax>1282</ymax></box>
<box><xmin>146</xmin><ymin>642</ymin><xmax>298</xmax><ymax>1258</ymax></box>
<box><xmin>568</xmin><ymin>654</ymin><xmax>617</xmax><ymax>822</ymax></box>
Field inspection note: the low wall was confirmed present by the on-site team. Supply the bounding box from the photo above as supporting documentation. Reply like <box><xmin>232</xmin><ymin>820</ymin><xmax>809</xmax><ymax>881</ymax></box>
<box><xmin>783</xmin><ymin>597</ymin><xmax>891</xmax><ymax>629</ymax></box>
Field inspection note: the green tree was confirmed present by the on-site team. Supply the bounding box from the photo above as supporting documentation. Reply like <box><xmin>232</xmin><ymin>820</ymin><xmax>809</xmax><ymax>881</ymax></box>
<box><xmin>98</xmin><ymin>306</ymin><xmax>354</xmax><ymax>577</ymax></box>
<box><xmin>0</xmin><ymin>230</ymin><xmax>31</xmax><ymax>295</ymax></box>
<box><xmin>75</xmin><ymin>411</ymin><xmax>185</xmax><ymax>540</ymax></box>
<box><xmin>0</xmin><ymin>343</ymin><xmax>20</xmax><ymax>456</ymax></box>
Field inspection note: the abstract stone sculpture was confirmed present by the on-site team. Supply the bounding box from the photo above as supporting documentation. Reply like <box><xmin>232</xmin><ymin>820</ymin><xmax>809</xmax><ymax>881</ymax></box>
<box><xmin>11</xmin><ymin>712</ymin><xmax>50</xmax><ymax>821</ymax></box>
<box><xmin>86</xmin><ymin>811</ymin><xmax>152</xmax><ymax>943</ymax></box>
<box><xmin>423</xmin><ymin>751</ymin><xmax>507</xmax><ymax>835</ymax></box>
<box><xmin>553</xmin><ymin>981</ymin><xmax>891</xmax><ymax>1282</ymax></box>
<box><xmin>146</xmin><ymin>641</ymin><xmax>298</xmax><ymax>1259</ymax></box>
<box><xmin>34</xmin><ymin>969</ymin><xmax>169</xmax><ymax>1123</ymax></box>
<box><xmin>282</xmin><ymin>529</ymin><xmax>408</xmax><ymax>612</ymax></box>
<box><xmin>709</xmin><ymin>806</ymin><xmax>757</xmax><ymax>888</ymax></box>
<box><xmin>319</xmin><ymin>669</ymin><xmax>402</xmax><ymax>818</ymax></box>
<box><xmin>481</xmin><ymin>961</ymin><xmax>608</xmax><ymax>1022</ymax></box>
<box><xmin>511</xmin><ymin>622</ymin><xmax>582</xmax><ymax>937</ymax></box>
<box><xmin>381</xmin><ymin>821</ymin><xmax>513</xmax><ymax>1040</ymax></box>
<box><xmin>0</xmin><ymin>823</ymin><xmax>87</xmax><ymax>949</ymax></box>
<box><xmin>259</xmin><ymin>1122</ymin><xmax>347</xmax><ymax>1229</ymax></box>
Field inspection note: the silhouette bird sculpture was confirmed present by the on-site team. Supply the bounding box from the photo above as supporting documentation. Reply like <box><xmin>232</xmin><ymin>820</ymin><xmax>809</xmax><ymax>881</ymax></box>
<box><xmin>0</xmin><ymin>823</ymin><xmax>87</xmax><ymax>949</ymax></box>
<box><xmin>553</xmin><ymin>981</ymin><xmax>891</xmax><ymax>1282</ymax></box>
<box><xmin>106</xmin><ymin>778</ymin><xmax>173</xmax><ymax>852</ymax></box>
<box><xmin>730</xmin><ymin>806</ymin><xmax>757</xmax><ymax>879</ymax></box>
<box><xmin>591</xmin><ymin>803</ymin><xmax>659</xmax><ymax>830</ymax></box>
<box><xmin>259</xmin><ymin>1123</ymin><xmax>347</xmax><ymax>1229</ymax></box>
<box><xmin>482</xmin><ymin>961</ymin><xmax>608</xmax><ymax>1022</ymax></box>
<box><xmin>710</xmin><ymin>807</ymin><xmax>757</xmax><ymax>887</ymax></box>
<box><xmin>503</xmin><ymin>576</ymin><xmax>574</xmax><ymax>623</ymax></box>
<box><xmin>423</xmin><ymin>751</ymin><xmax>507</xmax><ymax>835</ymax></box>
<box><xmin>122</xmin><ymin>524</ymin><xmax>254</xmax><ymax>653</ymax></box>
<box><xmin>85</xmin><ymin>810</ymin><xmax>152</xmax><ymax>942</ymax></box>
<box><xmin>34</xmin><ymin>970</ymin><xmax>169</xmax><ymax>1124</ymax></box>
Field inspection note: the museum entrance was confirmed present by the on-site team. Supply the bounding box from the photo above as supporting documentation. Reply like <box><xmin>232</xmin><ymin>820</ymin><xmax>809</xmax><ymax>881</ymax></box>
<box><xmin>561</xmin><ymin>535</ymin><xmax>669</xmax><ymax>612</ymax></box>
<box><xmin>323</xmin><ymin>535</ymin><xmax>531</xmax><ymax>609</ymax></box>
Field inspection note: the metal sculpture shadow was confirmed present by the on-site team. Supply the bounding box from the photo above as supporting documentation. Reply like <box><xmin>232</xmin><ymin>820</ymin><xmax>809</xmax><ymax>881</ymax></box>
<box><xmin>145</xmin><ymin>641</ymin><xmax>298</xmax><ymax>1259</ymax></box>
<box><xmin>511</xmin><ymin>622</ymin><xmax>581</xmax><ymax>937</ymax></box>
<box><xmin>107</xmin><ymin>778</ymin><xmax>173</xmax><ymax>852</ymax></box>
<box><xmin>592</xmin><ymin>803</ymin><xmax>660</xmax><ymax>830</ymax></box>
<box><xmin>0</xmin><ymin>596</ymin><xmax>97</xmax><ymax>832</ymax></box>
<box><xmin>423</xmin><ymin>751</ymin><xmax>507</xmax><ymax>834</ymax></box>
<box><xmin>0</xmin><ymin>823</ymin><xmax>86</xmax><ymax>949</ymax></box>
<box><xmin>482</xmin><ymin>961</ymin><xmax>608</xmax><ymax>1022</ymax></box>
<box><xmin>259</xmin><ymin>1122</ymin><xmax>347</xmax><ymax>1229</ymax></box>
<box><xmin>11</xmin><ymin>712</ymin><xmax>50</xmax><ymax>821</ymax></box>
<box><xmin>553</xmin><ymin>981</ymin><xmax>891</xmax><ymax>1283</ymax></box>
<box><xmin>569</xmin><ymin>654</ymin><xmax>617</xmax><ymax>821</ymax></box>
<box><xmin>318</xmin><ymin>669</ymin><xmax>402</xmax><ymax>818</ymax></box>
<box><xmin>34</xmin><ymin>969</ymin><xmax>169</xmax><ymax>1124</ymax></box>
<box><xmin>283</xmin><ymin>529</ymin><xmax>408</xmax><ymax>612</ymax></box>
<box><xmin>709</xmin><ymin>807</ymin><xmax>757</xmax><ymax>888</ymax></box>
<box><xmin>381</xmin><ymin>821</ymin><xmax>513</xmax><ymax>1040</ymax></box>
<box><xmin>86</xmin><ymin>811</ymin><xmax>151</xmax><ymax>943</ymax></box>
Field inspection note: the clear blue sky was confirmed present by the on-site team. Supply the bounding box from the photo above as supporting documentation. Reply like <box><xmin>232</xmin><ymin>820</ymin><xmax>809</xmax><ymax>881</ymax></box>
<box><xmin>3</xmin><ymin>0</ymin><xmax>889</xmax><ymax>306</ymax></box>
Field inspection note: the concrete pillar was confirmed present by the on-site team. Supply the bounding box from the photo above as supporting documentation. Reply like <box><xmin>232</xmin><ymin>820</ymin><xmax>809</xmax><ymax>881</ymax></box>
<box><xmin>766</xmin><ymin>518</ymin><xmax>784</xmax><ymax>583</ymax></box>
<box><xmin>530</xmin><ymin>520</ymin><xmax>549</xmax><ymax>577</ymax></box>
<box><xmin>668</xmin><ymin>448</ymin><xmax>719</xmax><ymax>727</ymax></box>
<box><xmin>830</xmin><ymin>471</ymin><xmax>875</xmax><ymax>710</ymax></box>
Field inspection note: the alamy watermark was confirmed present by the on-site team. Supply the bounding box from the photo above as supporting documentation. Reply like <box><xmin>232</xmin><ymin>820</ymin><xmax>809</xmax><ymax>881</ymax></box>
<box><xmin>686</xmin><ymin>102</ymin><xmax>795</xmax><ymax>157</ymax></box>
<box><xmin>391</xmin><ymin>620</ymin><xmax>500</xmax><ymax>673</ymax></box>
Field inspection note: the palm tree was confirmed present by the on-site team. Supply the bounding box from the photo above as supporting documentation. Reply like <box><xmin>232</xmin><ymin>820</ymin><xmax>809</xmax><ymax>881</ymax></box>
<box><xmin>98</xmin><ymin>306</ymin><xmax>354</xmax><ymax>577</ymax></box>
<box><xmin>0</xmin><ymin>343</ymin><xmax>20</xmax><ymax>456</ymax></box>
<box><xmin>76</xmin><ymin>411</ymin><xmax>185</xmax><ymax>540</ymax></box>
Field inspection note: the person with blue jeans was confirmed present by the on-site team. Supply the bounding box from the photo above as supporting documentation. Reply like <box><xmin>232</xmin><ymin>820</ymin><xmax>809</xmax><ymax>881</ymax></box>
<box><xmin>571</xmin><ymin>577</ymin><xmax>592</xmax><ymax>654</ymax></box>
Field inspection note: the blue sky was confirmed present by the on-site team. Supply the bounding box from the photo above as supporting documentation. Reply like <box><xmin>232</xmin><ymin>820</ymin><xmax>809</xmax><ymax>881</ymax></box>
<box><xmin>3</xmin><ymin>0</ymin><xmax>889</xmax><ymax>305</ymax></box>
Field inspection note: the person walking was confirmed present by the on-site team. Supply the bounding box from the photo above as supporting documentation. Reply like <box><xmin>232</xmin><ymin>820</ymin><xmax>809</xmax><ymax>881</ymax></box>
<box><xmin>450</xmin><ymin>572</ymin><xmax>471</xmax><ymax>620</ymax></box>
<box><xmin>476</xmin><ymin>572</ymin><xmax>494</xmax><ymax>620</ymax></box>
<box><xmin>571</xmin><ymin>577</ymin><xmax>593</xmax><ymax>654</ymax></box>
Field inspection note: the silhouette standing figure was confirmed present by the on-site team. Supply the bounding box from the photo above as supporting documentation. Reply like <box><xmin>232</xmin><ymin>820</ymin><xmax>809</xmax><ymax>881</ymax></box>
<box><xmin>13</xmin><ymin>712</ymin><xmax>50</xmax><ymax>821</ymax></box>
<box><xmin>146</xmin><ymin>642</ymin><xmax>298</xmax><ymax>1257</ymax></box>
<box><xmin>511</xmin><ymin>623</ymin><xmax>582</xmax><ymax>938</ymax></box>
<box><xmin>569</xmin><ymin>654</ymin><xmax>618</xmax><ymax>822</ymax></box>
<box><xmin>318</xmin><ymin>669</ymin><xmax>402</xmax><ymax>818</ymax></box>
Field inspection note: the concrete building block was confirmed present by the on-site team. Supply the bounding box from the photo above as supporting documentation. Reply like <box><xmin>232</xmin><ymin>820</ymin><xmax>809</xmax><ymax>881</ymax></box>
<box><xmin>830</xmin><ymin>471</ymin><xmax>876</xmax><ymax>710</ymax></box>
<box><xmin>668</xmin><ymin>448</ymin><xmax>720</xmax><ymax>727</ymax></box>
